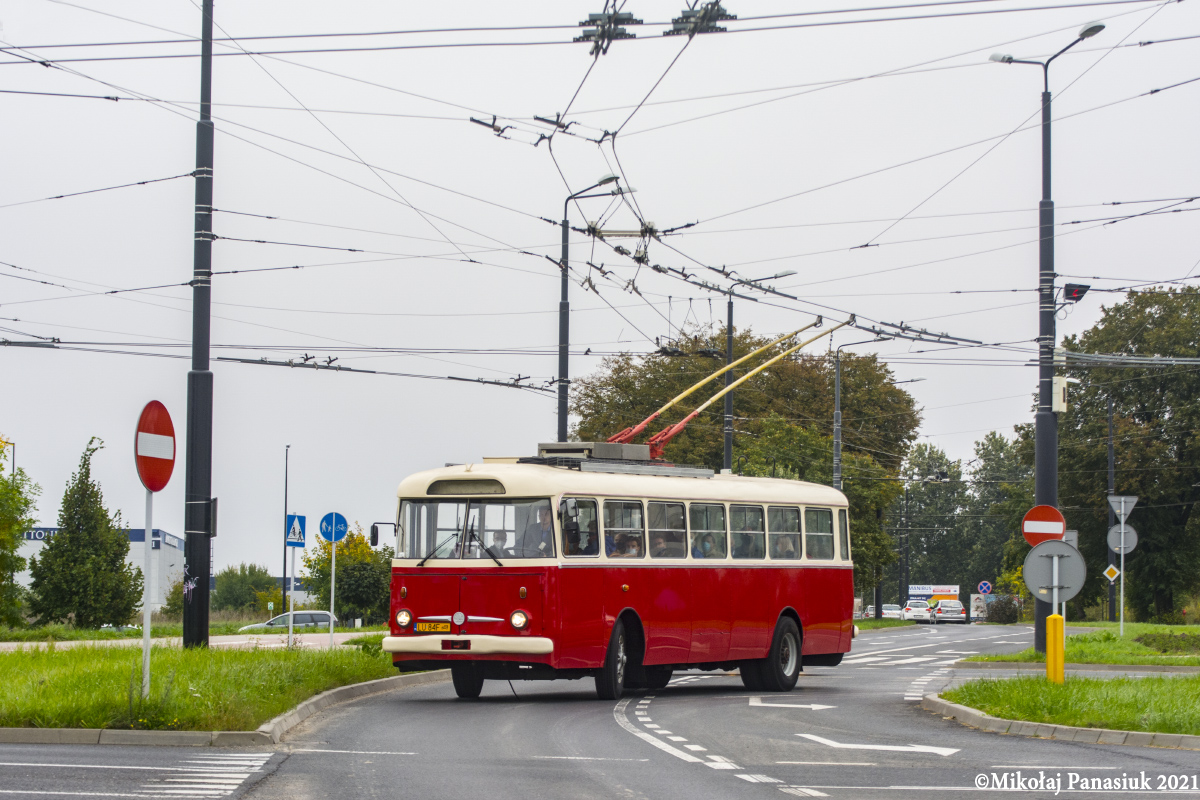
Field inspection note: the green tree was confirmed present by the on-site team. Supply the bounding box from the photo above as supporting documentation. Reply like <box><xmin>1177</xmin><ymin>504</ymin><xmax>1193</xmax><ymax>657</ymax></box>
<box><xmin>301</xmin><ymin>524</ymin><xmax>393</xmax><ymax>623</ymax></box>
<box><xmin>961</xmin><ymin>433</ymin><xmax>1031</xmax><ymax>590</ymax></box>
<box><xmin>161</xmin><ymin>575</ymin><xmax>184</xmax><ymax>619</ymax></box>
<box><xmin>213</xmin><ymin>563</ymin><xmax>275</xmax><ymax>611</ymax></box>
<box><xmin>28</xmin><ymin>439</ymin><xmax>143</xmax><ymax>627</ymax></box>
<box><xmin>572</xmin><ymin>326</ymin><xmax>920</xmax><ymax>471</ymax></box>
<box><xmin>999</xmin><ymin>288</ymin><xmax>1200</xmax><ymax>619</ymax></box>
<box><xmin>0</xmin><ymin>437</ymin><xmax>41</xmax><ymax>628</ymax></box>
<box><xmin>895</xmin><ymin>444</ymin><xmax>968</xmax><ymax>587</ymax></box>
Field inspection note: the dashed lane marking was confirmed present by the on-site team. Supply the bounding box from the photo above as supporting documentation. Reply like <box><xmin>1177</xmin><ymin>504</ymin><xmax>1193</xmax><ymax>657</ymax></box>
<box><xmin>738</xmin><ymin>774</ymin><xmax>783</xmax><ymax>783</ymax></box>
<box><xmin>779</xmin><ymin>788</ymin><xmax>830</xmax><ymax>797</ymax></box>
<box><xmin>612</xmin><ymin>697</ymin><xmax>702</xmax><ymax>763</ymax></box>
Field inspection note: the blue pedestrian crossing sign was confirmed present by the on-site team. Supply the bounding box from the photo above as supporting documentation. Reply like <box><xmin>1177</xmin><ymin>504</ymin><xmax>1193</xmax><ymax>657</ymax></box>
<box><xmin>320</xmin><ymin>512</ymin><xmax>348</xmax><ymax>543</ymax></box>
<box><xmin>977</xmin><ymin>581</ymin><xmax>992</xmax><ymax>595</ymax></box>
<box><xmin>286</xmin><ymin>514</ymin><xmax>306</xmax><ymax>548</ymax></box>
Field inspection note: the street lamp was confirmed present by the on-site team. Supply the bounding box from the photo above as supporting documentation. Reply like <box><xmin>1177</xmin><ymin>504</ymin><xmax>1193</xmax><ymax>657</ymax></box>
<box><xmin>990</xmin><ymin>21</ymin><xmax>1103</xmax><ymax>654</ymax></box>
<box><xmin>558</xmin><ymin>174</ymin><xmax>621</xmax><ymax>442</ymax></box>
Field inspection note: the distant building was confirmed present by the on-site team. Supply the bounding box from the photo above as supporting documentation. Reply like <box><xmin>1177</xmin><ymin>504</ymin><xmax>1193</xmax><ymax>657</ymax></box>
<box><xmin>18</xmin><ymin>527</ymin><xmax>185</xmax><ymax>613</ymax></box>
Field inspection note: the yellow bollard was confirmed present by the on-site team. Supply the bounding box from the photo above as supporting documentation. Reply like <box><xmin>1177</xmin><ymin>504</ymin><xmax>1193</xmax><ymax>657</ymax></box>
<box><xmin>1046</xmin><ymin>614</ymin><xmax>1065</xmax><ymax>684</ymax></box>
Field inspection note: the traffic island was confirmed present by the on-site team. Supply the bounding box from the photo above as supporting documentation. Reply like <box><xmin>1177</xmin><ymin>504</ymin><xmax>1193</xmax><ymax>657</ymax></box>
<box><xmin>0</xmin><ymin>642</ymin><xmax>448</xmax><ymax>745</ymax></box>
<box><xmin>921</xmin><ymin>693</ymin><xmax>1200</xmax><ymax>751</ymax></box>
<box><xmin>923</xmin><ymin>671</ymin><xmax>1200</xmax><ymax>749</ymax></box>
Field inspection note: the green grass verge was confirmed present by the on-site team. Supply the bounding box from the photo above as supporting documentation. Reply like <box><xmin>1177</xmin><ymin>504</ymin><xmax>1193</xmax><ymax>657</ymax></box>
<box><xmin>0</xmin><ymin>643</ymin><xmax>397</xmax><ymax>731</ymax></box>
<box><xmin>943</xmin><ymin>674</ymin><xmax>1200</xmax><ymax>735</ymax></box>
<box><xmin>342</xmin><ymin>632</ymin><xmax>387</xmax><ymax>648</ymax></box>
<box><xmin>963</xmin><ymin>625</ymin><xmax>1200</xmax><ymax>666</ymax></box>
<box><xmin>0</xmin><ymin>623</ymin><xmax>388</xmax><ymax>642</ymax></box>
<box><xmin>856</xmin><ymin>619</ymin><xmax>917</xmax><ymax>631</ymax></box>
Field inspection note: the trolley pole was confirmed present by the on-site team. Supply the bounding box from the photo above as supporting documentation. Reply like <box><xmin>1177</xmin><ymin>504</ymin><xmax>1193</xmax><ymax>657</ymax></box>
<box><xmin>182</xmin><ymin>0</ymin><xmax>215</xmax><ymax>648</ymax></box>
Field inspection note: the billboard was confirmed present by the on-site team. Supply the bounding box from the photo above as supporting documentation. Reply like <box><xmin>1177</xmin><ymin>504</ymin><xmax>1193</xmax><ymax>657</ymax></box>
<box><xmin>908</xmin><ymin>584</ymin><xmax>959</xmax><ymax>602</ymax></box>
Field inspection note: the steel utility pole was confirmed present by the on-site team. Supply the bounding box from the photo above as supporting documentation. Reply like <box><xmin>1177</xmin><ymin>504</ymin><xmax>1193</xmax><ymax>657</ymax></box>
<box><xmin>723</xmin><ymin>296</ymin><xmax>733</xmax><ymax>472</ymax></box>
<box><xmin>1107</xmin><ymin>396</ymin><xmax>1116</xmax><ymax>621</ymax></box>
<box><xmin>182</xmin><ymin>0</ymin><xmax>215</xmax><ymax>648</ymax></box>
<box><xmin>990</xmin><ymin>22</ymin><xmax>1105</xmax><ymax>656</ymax></box>
<box><xmin>558</xmin><ymin>176</ymin><xmax>619</xmax><ymax>442</ymax></box>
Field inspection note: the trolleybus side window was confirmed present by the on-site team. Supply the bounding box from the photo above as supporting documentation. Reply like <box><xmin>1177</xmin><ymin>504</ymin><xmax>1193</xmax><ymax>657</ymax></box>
<box><xmin>400</xmin><ymin>499</ymin><xmax>466</xmax><ymax>560</ymax></box>
<box><xmin>730</xmin><ymin>505</ymin><xmax>766</xmax><ymax>559</ymax></box>
<box><xmin>604</xmin><ymin>500</ymin><xmax>645</xmax><ymax>558</ymax></box>
<box><xmin>805</xmin><ymin>507</ymin><xmax>835</xmax><ymax>560</ymax></box>
<box><xmin>689</xmin><ymin>503</ymin><xmax>727</xmax><ymax>559</ymax></box>
<box><xmin>838</xmin><ymin>508</ymin><xmax>851</xmax><ymax>561</ymax></box>
<box><xmin>559</xmin><ymin>498</ymin><xmax>599</xmax><ymax>557</ymax></box>
<box><xmin>648</xmin><ymin>502</ymin><xmax>687</xmax><ymax>559</ymax></box>
<box><xmin>767</xmin><ymin>506</ymin><xmax>802</xmax><ymax>560</ymax></box>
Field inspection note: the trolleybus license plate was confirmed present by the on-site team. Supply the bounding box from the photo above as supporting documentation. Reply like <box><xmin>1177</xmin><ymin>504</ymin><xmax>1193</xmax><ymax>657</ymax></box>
<box><xmin>415</xmin><ymin>622</ymin><xmax>451</xmax><ymax>632</ymax></box>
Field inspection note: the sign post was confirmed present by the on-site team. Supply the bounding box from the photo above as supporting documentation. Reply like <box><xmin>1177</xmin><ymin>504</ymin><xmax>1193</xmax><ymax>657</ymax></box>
<box><xmin>1108</xmin><ymin>495</ymin><xmax>1138</xmax><ymax>636</ymax></box>
<box><xmin>285</xmin><ymin>514</ymin><xmax>305</xmax><ymax>648</ymax></box>
<box><xmin>135</xmin><ymin>401</ymin><xmax>176</xmax><ymax>699</ymax></box>
<box><xmin>319</xmin><ymin>512</ymin><xmax>348</xmax><ymax>647</ymax></box>
<box><xmin>1023</xmin><ymin>539</ymin><xmax>1085</xmax><ymax>684</ymax></box>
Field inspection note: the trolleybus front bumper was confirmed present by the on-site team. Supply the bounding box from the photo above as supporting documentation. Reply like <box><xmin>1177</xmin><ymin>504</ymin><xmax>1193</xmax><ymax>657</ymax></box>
<box><xmin>382</xmin><ymin>635</ymin><xmax>553</xmax><ymax>655</ymax></box>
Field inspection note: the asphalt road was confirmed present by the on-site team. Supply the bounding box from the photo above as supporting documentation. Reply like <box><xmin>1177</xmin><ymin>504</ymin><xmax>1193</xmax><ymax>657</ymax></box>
<box><xmin>4</xmin><ymin>623</ymin><xmax>1199</xmax><ymax>799</ymax></box>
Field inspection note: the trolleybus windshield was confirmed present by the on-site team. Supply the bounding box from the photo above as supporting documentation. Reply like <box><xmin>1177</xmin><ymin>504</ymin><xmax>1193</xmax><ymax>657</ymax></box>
<box><xmin>400</xmin><ymin>498</ymin><xmax>555</xmax><ymax>560</ymax></box>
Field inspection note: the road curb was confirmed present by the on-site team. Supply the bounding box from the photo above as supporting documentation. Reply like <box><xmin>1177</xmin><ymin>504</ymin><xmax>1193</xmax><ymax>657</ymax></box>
<box><xmin>953</xmin><ymin>660</ymin><xmax>1200</xmax><ymax>673</ymax></box>
<box><xmin>921</xmin><ymin>694</ymin><xmax>1200</xmax><ymax>751</ymax></box>
<box><xmin>0</xmin><ymin>669</ymin><xmax>450</xmax><ymax>748</ymax></box>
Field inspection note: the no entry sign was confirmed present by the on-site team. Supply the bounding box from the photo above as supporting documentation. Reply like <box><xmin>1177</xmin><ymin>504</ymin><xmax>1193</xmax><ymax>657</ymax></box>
<box><xmin>135</xmin><ymin>401</ymin><xmax>175</xmax><ymax>493</ymax></box>
<box><xmin>1022</xmin><ymin>504</ymin><xmax>1065</xmax><ymax>547</ymax></box>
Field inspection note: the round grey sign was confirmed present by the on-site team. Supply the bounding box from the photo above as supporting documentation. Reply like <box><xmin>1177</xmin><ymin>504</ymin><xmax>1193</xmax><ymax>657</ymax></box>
<box><xmin>1107</xmin><ymin>524</ymin><xmax>1138</xmax><ymax>555</ymax></box>
<box><xmin>1023</xmin><ymin>539</ymin><xmax>1087</xmax><ymax>603</ymax></box>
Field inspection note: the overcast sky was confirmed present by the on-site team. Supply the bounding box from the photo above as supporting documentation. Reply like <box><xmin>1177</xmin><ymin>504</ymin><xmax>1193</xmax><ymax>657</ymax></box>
<box><xmin>2</xmin><ymin>0</ymin><xmax>1196</xmax><ymax>576</ymax></box>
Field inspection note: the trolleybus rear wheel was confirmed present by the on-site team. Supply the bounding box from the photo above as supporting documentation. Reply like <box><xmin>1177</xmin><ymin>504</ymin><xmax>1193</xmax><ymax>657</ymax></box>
<box><xmin>643</xmin><ymin>666</ymin><xmax>673</xmax><ymax>690</ymax></box>
<box><xmin>451</xmin><ymin>663</ymin><xmax>485</xmax><ymax>699</ymax></box>
<box><xmin>760</xmin><ymin>617</ymin><xmax>801</xmax><ymax>692</ymax></box>
<box><xmin>595</xmin><ymin>620</ymin><xmax>627</xmax><ymax>700</ymax></box>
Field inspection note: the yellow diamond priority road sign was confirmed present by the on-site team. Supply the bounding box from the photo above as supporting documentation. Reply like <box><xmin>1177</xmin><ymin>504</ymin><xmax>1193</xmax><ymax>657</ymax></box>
<box><xmin>1104</xmin><ymin>564</ymin><xmax>1120</xmax><ymax>582</ymax></box>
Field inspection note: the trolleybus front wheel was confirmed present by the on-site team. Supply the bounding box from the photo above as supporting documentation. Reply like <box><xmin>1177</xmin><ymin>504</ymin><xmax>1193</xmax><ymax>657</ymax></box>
<box><xmin>451</xmin><ymin>663</ymin><xmax>485</xmax><ymax>699</ymax></box>
<box><xmin>595</xmin><ymin>620</ymin><xmax>628</xmax><ymax>700</ymax></box>
<box><xmin>760</xmin><ymin>617</ymin><xmax>801</xmax><ymax>692</ymax></box>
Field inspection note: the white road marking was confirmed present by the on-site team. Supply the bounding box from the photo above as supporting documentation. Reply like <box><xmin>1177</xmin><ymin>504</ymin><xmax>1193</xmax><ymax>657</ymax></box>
<box><xmin>644</xmin><ymin>724</ymin><xmax>660</xmax><ymax>729</ymax></box>
<box><xmin>668</xmin><ymin>736</ymin><xmax>688</xmax><ymax>742</ymax></box>
<box><xmin>532</xmin><ymin>756</ymin><xmax>649</xmax><ymax>761</ymax></box>
<box><xmin>0</xmin><ymin>763</ymin><xmax>185</xmax><ymax>772</ymax></box>
<box><xmin>779</xmin><ymin>788</ymin><xmax>830</xmax><ymax>797</ymax></box>
<box><xmin>612</xmin><ymin>697</ymin><xmax>703</xmax><ymax>763</ymax></box>
<box><xmin>0</xmin><ymin>793</ymin><xmax>186</xmax><ymax>799</ymax></box>
<box><xmin>749</xmin><ymin>697</ymin><xmax>835</xmax><ymax>710</ymax></box>
<box><xmin>990</xmin><ymin>766</ymin><xmax>1120</xmax><ymax>770</ymax></box>
<box><xmin>738</xmin><ymin>774</ymin><xmax>783</xmax><ymax>783</ymax></box>
<box><xmin>291</xmin><ymin>748</ymin><xmax>416</xmax><ymax>755</ymax></box>
<box><xmin>797</xmin><ymin>734</ymin><xmax>959</xmax><ymax>757</ymax></box>
<box><xmin>685</xmin><ymin>745</ymin><xmax>708</xmax><ymax>751</ymax></box>
<box><xmin>777</xmin><ymin>762</ymin><xmax>877</xmax><ymax>766</ymax></box>
<box><xmin>705</xmin><ymin>755</ymin><xmax>740</xmax><ymax>770</ymax></box>
<box><xmin>655</xmin><ymin>730</ymin><xmax>675</xmax><ymax>735</ymax></box>
<box><xmin>878</xmin><ymin>657</ymin><xmax>937</xmax><ymax>665</ymax></box>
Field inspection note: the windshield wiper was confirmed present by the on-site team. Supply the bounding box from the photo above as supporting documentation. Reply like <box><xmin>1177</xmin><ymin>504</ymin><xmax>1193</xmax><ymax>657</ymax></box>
<box><xmin>467</xmin><ymin>520</ymin><xmax>503</xmax><ymax>567</ymax></box>
<box><xmin>416</xmin><ymin>532</ymin><xmax>458</xmax><ymax>567</ymax></box>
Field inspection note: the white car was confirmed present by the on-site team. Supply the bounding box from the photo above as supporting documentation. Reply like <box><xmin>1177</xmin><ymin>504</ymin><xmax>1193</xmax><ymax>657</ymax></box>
<box><xmin>900</xmin><ymin>600</ymin><xmax>933</xmax><ymax>623</ymax></box>
<box><xmin>881</xmin><ymin>604</ymin><xmax>902</xmax><ymax>619</ymax></box>
<box><xmin>238</xmin><ymin>611</ymin><xmax>337</xmax><ymax>632</ymax></box>
<box><xmin>932</xmin><ymin>600</ymin><xmax>969</xmax><ymax>624</ymax></box>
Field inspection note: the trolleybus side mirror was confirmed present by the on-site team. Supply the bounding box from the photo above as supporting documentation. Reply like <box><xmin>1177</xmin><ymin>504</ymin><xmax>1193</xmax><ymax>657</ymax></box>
<box><xmin>370</xmin><ymin>524</ymin><xmax>379</xmax><ymax>547</ymax></box>
<box><xmin>563</xmin><ymin>498</ymin><xmax>579</xmax><ymax>519</ymax></box>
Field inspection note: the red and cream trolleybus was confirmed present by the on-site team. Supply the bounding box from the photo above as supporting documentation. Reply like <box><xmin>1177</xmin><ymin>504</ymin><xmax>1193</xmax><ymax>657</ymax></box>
<box><xmin>380</xmin><ymin>442</ymin><xmax>857</xmax><ymax>699</ymax></box>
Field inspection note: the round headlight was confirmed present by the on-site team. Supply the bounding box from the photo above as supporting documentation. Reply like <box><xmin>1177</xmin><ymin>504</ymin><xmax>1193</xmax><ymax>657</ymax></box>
<box><xmin>396</xmin><ymin>609</ymin><xmax>412</xmax><ymax>627</ymax></box>
<box><xmin>510</xmin><ymin>610</ymin><xmax>528</xmax><ymax>630</ymax></box>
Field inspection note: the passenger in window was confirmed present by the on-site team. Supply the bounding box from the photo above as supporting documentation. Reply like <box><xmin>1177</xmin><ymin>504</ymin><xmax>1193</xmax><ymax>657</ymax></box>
<box><xmin>651</xmin><ymin>533</ymin><xmax>669</xmax><ymax>558</ymax></box>
<box><xmin>582</xmin><ymin>521</ymin><xmax>599</xmax><ymax>555</ymax></box>
<box><xmin>564</xmin><ymin>528</ymin><xmax>581</xmax><ymax>555</ymax></box>
<box><xmin>772</xmin><ymin>536</ymin><xmax>797</xmax><ymax>559</ymax></box>
<box><xmin>519</xmin><ymin>504</ymin><xmax>555</xmax><ymax>556</ymax></box>
<box><xmin>488</xmin><ymin>531</ymin><xmax>512</xmax><ymax>558</ymax></box>
<box><xmin>625</xmin><ymin>537</ymin><xmax>643</xmax><ymax>557</ymax></box>
<box><xmin>694</xmin><ymin>532</ymin><xmax>718</xmax><ymax>558</ymax></box>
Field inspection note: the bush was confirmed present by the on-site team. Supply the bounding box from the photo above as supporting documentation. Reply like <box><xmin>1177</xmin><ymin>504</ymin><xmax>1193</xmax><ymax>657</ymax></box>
<box><xmin>1145</xmin><ymin>610</ymin><xmax>1187</xmax><ymax>626</ymax></box>
<box><xmin>986</xmin><ymin>594</ymin><xmax>1020</xmax><ymax>624</ymax></box>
